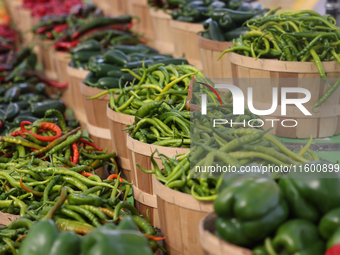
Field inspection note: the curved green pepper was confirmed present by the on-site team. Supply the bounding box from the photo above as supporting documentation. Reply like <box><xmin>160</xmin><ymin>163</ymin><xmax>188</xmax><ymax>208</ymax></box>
<box><xmin>68</xmin><ymin>193</ymin><xmax>103</xmax><ymax>207</ymax></box>
<box><xmin>103</xmin><ymin>49</ymin><xmax>130</xmax><ymax>66</ymax></box>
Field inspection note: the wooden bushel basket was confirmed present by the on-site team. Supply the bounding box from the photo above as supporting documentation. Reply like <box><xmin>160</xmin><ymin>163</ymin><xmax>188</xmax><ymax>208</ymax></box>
<box><xmin>19</xmin><ymin>8</ymin><xmax>34</xmax><ymax>45</ymax></box>
<box><xmin>149</xmin><ymin>8</ymin><xmax>174</xmax><ymax>55</ymax></box>
<box><xmin>107</xmin><ymin>106</ymin><xmax>134</xmax><ymax>183</ymax></box>
<box><xmin>130</xmin><ymin>0</ymin><xmax>154</xmax><ymax>46</ymax></box>
<box><xmin>66</xmin><ymin>65</ymin><xmax>89</xmax><ymax>128</ymax></box>
<box><xmin>199</xmin><ymin>212</ymin><xmax>252</xmax><ymax>255</ymax></box>
<box><xmin>36</xmin><ymin>39</ymin><xmax>58</xmax><ymax>81</ymax></box>
<box><xmin>126</xmin><ymin>135</ymin><xmax>189</xmax><ymax>228</ymax></box>
<box><xmin>170</xmin><ymin>20</ymin><xmax>203</xmax><ymax>71</ymax></box>
<box><xmin>155</xmin><ymin>178</ymin><xmax>214</xmax><ymax>255</ymax></box>
<box><xmin>7</xmin><ymin>1</ymin><xmax>22</xmax><ymax>29</ymax></box>
<box><xmin>230</xmin><ymin>53</ymin><xmax>340</xmax><ymax>138</ymax></box>
<box><xmin>111</xmin><ymin>0</ymin><xmax>131</xmax><ymax>15</ymax></box>
<box><xmin>54</xmin><ymin>51</ymin><xmax>72</xmax><ymax>107</ymax></box>
<box><xmin>79</xmin><ymin>83</ymin><xmax>113</xmax><ymax>152</ymax></box>
<box><xmin>198</xmin><ymin>35</ymin><xmax>233</xmax><ymax>78</ymax></box>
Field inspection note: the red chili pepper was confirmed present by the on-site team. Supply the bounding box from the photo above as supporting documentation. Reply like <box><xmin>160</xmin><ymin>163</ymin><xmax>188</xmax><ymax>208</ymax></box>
<box><xmin>54</xmin><ymin>40</ymin><xmax>79</xmax><ymax>51</ymax></box>
<box><xmin>72</xmin><ymin>143</ymin><xmax>79</xmax><ymax>164</ymax></box>
<box><xmin>11</xmin><ymin>130</ymin><xmax>27</xmax><ymax>138</ymax></box>
<box><xmin>79</xmin><ymin>138</ymin><xmax>103</xmax><ymax>151</ymax></box>
<box><xmin>45</xmin><ymin>31</ymin><xmax>53</xmax><ymax>39</ymax></box>
<box><xmin>81</xmin><ymin>172</ymin><xmax>95</xmax><ymax>177</ymax></box>
<box><xmin>0</xmin><ymin>120</ymin><xmax>2</xmax><ymax>129</ymax></box>
<box><xmin>144</xmin><ymin>234</ymin><xmax>166</xmax><ymax>241</ymax></box>
<box><xmin>325</xmin><ymin>244</ymin><xmax>340</xmax><ymax>255</ymax></box>
<box><xmin>107</xmin><ymin>174</ymin><xmax>123</xmax><ymax>182</ymax></box>
<box><xmin>21</xmin><ymin>121</ymin><xmax>62</xmax><ymax>142</ymax></box>
<box><xmin>0</xmin><ymin>43</ymin><xmax>14</xmax><ymax>50</ymax></box>
<box><xmin>53</xmin><ymin>24</ymin><xmax>68</xmax><ymax>33</ymax></box>
<box><xmin>34</xmin><ymin>25</ymin><xmax>52</xmax><ymax>35</ymax></box>
<box><xmin>36</xmin><ymin>73</ymin><xmax>69</xmax><ymax>89</ymax></box>
<box><xmin>20</xmin><ymin>121</ymin><xmax>33</xmax><ymax>133</ymax></box>
<box><xmin>0</xmin><ymin>64</ymin><xmax>10</xmax><ymax>72</ymax></box>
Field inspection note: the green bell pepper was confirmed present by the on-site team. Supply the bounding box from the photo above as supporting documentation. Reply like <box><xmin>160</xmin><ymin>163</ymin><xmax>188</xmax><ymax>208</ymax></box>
<box><xmin>266</xmin><ymin>219</ymin><xmax>325</xmax><ymax>255</ymax></box>
<box><xmin>214</xmin><ymin>177</ymin><xmax>288</xmax><ymax>247</ymax></box>
<box><xmin>81</xmin><ymin>223</ymin><xmax>153</xmax><ymax>255</ymax></box>
<box><xmin>18</xmin><ymin>220</ymin><xmax>60</xmax><ymax>255</ymax></box>
<box><xmin>319</xmin><ymin>207</ymin><xmax>340</xmax><ymax>240</ymax></box>
<box><xmin>279</xmin><ymin>176</ymin><xmax>340</xmax><ymax>223</ymax></box>
<box><xmin>49</xmin><ymin>231</ymin><xmax>82</xmax><ymax>255</ymax></box>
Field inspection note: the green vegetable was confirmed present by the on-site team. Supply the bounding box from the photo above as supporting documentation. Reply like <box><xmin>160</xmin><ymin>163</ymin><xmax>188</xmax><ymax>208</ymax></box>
<box><xmin>81</xmin><ymin>223</ymin><xmax>153</xmax><ymax>255</ymax></box>
<box><xmin>103</xmin><ymin>49</ymin><xmax>130</xmax><ymax>66</ymax></box>
<box><xmin>30</xmin><ymin>101</ymin><xmax>66</xmax><ymax>118</ymax></box>
<box><xmin>266</xmin><ymin>219</ymin><xmax>325</xmax><ymax>255</ymax></box>
<box><xmin>279</xmin><ymin>173</ymin><xmax>340</xmax><ymax>222</ymax></box>
<box><xmin>214</xmin><ymin>177</ymin><xmax>288</xmax><ymax>247</ymax></box>
<box><xmin>71</xmin><ymin>39</ymin><xmax>101</xmax><ymax>54</ymax></box>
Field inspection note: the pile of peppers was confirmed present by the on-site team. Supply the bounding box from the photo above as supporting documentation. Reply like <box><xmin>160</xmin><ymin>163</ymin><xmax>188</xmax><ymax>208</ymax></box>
<box><xmin>129</xmin><ymin>101</ymin><xmax>191</xmax><ymax>146</ymax></box>
<box><xmin>201</xmin><ymin>2</ymin><xmax>270</xmax><ymax>42</ymax></box>
<box><xmin>214</xmin><ymin>167</ymin><xmax>340</xmax><ymax>255</ymax></box>
<box><xmin>0</xmin><ymin>113</ymin><xmax>116</xmax><ymax>173</ymax></box>
<box><xmin>218</xmin><ymin>10</ymin><xmax>340</xmax><ymax>111</ymax></box>
<box><xmin>97</xmin><ymin>63</ymin><xmax>202</xmax><ymax>114</ymax></box>
<box><xmin>0</xmin><ymin>185</ymin><xmax>164</xmax><ymax>254</ymax></box>
<box><xmin>171</xmin><ymin>0</ymin><xmax>246</xmax><ymax>23</ymax></box>
<box><xmin>84</xmin><ymin>52</ymin><xmax>190</xmax><ymax>90</ymax></box>
<box><xmin>52</xmin><ymin>15</ymin><xmax>133</xmax><ymax>52</ymax></box>
<box><xmin>69</xmin><ymin>32</ymin><xmax>146</xmax><ymax>70</ymax></box>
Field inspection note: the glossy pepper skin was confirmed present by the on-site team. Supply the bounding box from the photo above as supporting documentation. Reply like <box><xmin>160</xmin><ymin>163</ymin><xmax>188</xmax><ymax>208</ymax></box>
<box><xmin>269</xmin><ymin>219</ymin><xmax>325</xmax><ymax>255</ymax></box>
<box><xmin>49</xmin><ymin>231</ymin><xmax>82</xmax><ymax>255</ymax></box>
<box><xmin>68</xmin><ymin>193</ymin><xmax>103</xmax><ymax>207</ymax></box>
<box><xmin>318</xmin><ymin>207</ymin><xmax>340</xmax><ymax>240</ymax></box>
<box><xmin>18</xmin><ymin>220</ymin><xmax>60</xmax><ymax>255</ymax></box>
<box><xmin>81</xmin><ymin>220</ymin><xmax>153</xmax><ymax>255</ymax></box>
<box><xmin>214</xmin><ymin>177</ymin><xmax>288</xmax><ymax>247</ymax></box>
<box><xmin>279</xmin><ymin>177</ymin><xmax>340</xmax><ymax>223</ymax></box>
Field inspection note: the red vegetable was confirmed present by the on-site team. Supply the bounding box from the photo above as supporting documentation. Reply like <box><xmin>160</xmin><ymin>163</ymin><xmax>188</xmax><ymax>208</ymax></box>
<box><xmin>53</xmin><ymin>24</ymin><xmax>68</xmax><ymax>33</ymax></box>
<box><xmin>72</xmin><ymin>142</ymin><xmax>79</xmax><ymax>164</ymax></box>
<box><xmin>81</xmin><ymin>172</ymin><xmax>95</xmax><ymax>177</ymax></box>
<box><xmin>35</xmin><ymin>73</ymin><xmax>69</xmax><ymax>89</ymax></box>
<box><xmin>79</xmin><ymin>138</ymin><xmax>103</xmax><ymax>151</ymax></box>
<box><xmin>21</xmin><ymin>121</ymin><xmax>62</xmax><ymax>142</ymax></box>
<box><xmin>54</xmin><ymin>40</ymin><xmax>79</xmax><ymax>51</ymax></box>
<box><xmin>325</xmin><ymin>244</ymin><xmax>340</xmax><ymax>255</ymax></box>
